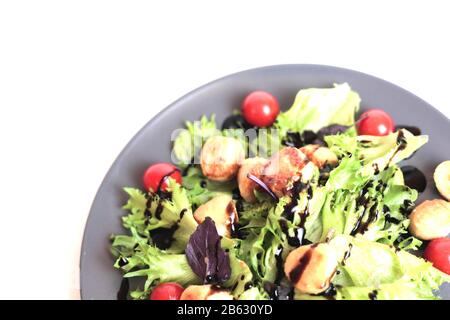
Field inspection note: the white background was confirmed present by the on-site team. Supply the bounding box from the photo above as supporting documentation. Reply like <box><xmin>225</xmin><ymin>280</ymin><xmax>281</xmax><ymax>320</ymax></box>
<box><xmin>0</xmin><ymin>0</ymin><xmax>449</xmax><ymax>299</ymax></box>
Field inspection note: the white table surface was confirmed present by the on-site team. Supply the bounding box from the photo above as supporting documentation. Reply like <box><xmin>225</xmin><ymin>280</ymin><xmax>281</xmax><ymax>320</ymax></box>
<box><xmin>0</xmin><ymin>0</ymin><xmax>449</xmax><ymax>299</ymax></box>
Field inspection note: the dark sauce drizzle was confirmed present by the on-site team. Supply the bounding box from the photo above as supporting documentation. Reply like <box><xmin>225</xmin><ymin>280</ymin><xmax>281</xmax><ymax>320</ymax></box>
<box><xmin>118</xmin><ymin>257</ymin><xmax>128</xmax><ymax>267</ymax></box>
<box><xmin>387</xmin><ymin>130</ymin><xmax>408</xmax><ymax>166</ymax></box>
<box><xmin>351</xmin><ymin>177</ymin><xmax>390</xmax><ymax>236</ymax></box>
<box><xmin>320</xmin><ymin>284</ymin><xmax>337</xmax><ymax>300</ymax></box>
<box><xmin>279</xmin><ymin>220</ymin><xmax>304</xmax><ymax>247</ymax></box>
<box><xmin>394</xmin><ymin>127</ymin><xmax>421</xmax><ymax>160</ymax></box>
<box><xmin>156</xmin><ymin>169</ymin><xmax>180</xmax><ymax>195</ymax></box>
<box><xmin>143</xmin><ymin>169</ymin><xmax>188</xmax><ymax>249</ymax></box>
<box><xmin>400</xmin><ymin>199</ymin><xmax>415</xmax><ymax>216</ymax></box>
<box><xmin>372</xmin><ymin>163</ymin><xmax>380</xmax><ymax>175</ymax></box>
<box><xmin>149</xmin><ymin>224</ymin><xmax>179</xmax><ymax>250</ymax></box>
<box><xmin>154</xmin><ymin>202</ymin><xmax>164</xmax><ymax>220</ymax></box>
<box><xmin>351</xmin><ymin>204</ymin><xmax>380</xmax><ymax>235</ymax></box>
<box><xmin>282</xmin><ymin>180</ymin><xmax>307</xmax><ymax>221</ymax></box>
<box><xmin>351</xmin><ymin>206</ymin><xmax>367</xmax><ymax>236</ymax></box>
<box><xmin>280</xmin><ymin>181</ymin><xmax>313</xmax><ymax>247</ymax></box>
<box><xmin>342</xmin><ymin>244</ymin><xmax>353</xmax><ymax>266</ymax></box>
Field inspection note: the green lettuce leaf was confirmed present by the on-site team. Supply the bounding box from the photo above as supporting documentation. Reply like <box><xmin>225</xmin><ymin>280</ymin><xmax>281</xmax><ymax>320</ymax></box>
<box><xmin>326</xmin><ymin>129</ymin><xmax>428</xmax><ymax>176</ymax></box>
<box><xmin>181</xmin><ymin>166</ymin><xmax>236</xmax><ymax>208</ymax></box>
<box><xmin>325</xmin><ymin>156</ymin><xmax>367</xmax><ymax>192</ymax></box>
<box><xmin>238</xmin><ymin>199</ymin><xmax>289</xmax><ymax>284</ymax></box>
<box><xmin>315</xmin><ymin>128</ymin><xmax>426</xmax><ymax>249</ymax></box>
<box><xmin>359</xmin><ymin>130</ymin><xmax>428</xmax><ymax>176</ymax></box>
<box><xmin>295</xmin><ymin>186</ymin><xmax>328</xmax><ymax>243</ymax></box>
<box><xmin>113</xmin><ymin>228</ymin><xmax>201</xmax><ymax>299</ymax></box>
<box><xmin>223</xmin><ymin>252</ymin><xmax>254</xmax><ymax>298</ymax></box>
<box><xmin>119</xmin><ymin>187</ymin><xmax>148</xmax><ymax>235</ymax></box>
<box><xmin>329</xmin><ymin>235</ymin><xmax>450</xmax><ymax>300</ymax></box>
<box><xmin>238</xmin><ymin>201</ymin><xmax>274</xmax><ymax>226</ymax></box>
<box><xmin>325</xmin><ymin>126</ymin><xmax>358</xmax><ymax>158</ymax></box>
<box><xmin>114</xmin><ymin>179</ymin><xmax>198</xmax><ymax>254</ymax></box>
<box><xmin>319</xmin><ymin>166</ymin><xmax>420</xmax><ymax>247</ymax></box>
<box><xmin>276</xmin><ymin>83</ymin><xmax>360</xmax><ymax>135</ymax></box>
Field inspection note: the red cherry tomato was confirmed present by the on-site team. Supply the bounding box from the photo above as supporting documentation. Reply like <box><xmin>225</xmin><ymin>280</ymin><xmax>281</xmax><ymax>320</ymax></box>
<box><xmin>242</xmin><ymin>91</ymin><xmax>280</xmax><ymax>127</ymax></box>
<box><xmin>150</xmin><ymin>282</ymin><xmax>184</xmax><ymax>300</ymax></box>
<box><xmin>424</xmin><ymin>238</ymin><xmax>450</xmax><ymax>275</ymax></box>
<box><xmin>143</xmin><ymin>163</ymin><xmax>182</xmax><ymax>192</ymax></box>
<box><xmin>356</xmin><ymin>109</ymin><xmax>394</xmax><ymax>136</ymax></box>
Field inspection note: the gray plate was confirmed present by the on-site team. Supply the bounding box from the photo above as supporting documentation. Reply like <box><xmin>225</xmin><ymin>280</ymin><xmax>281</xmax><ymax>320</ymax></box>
<box><xmin>80</xmin><ymin>64</ymin><xmax>450</xmax><ymax>300</ymax></box>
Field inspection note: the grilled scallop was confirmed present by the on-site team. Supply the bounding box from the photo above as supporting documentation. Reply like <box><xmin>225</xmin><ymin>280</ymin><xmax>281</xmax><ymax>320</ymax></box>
<box><xmin>262</xmin><ymin>147</ymin><xmax>309</xmax><ymax>197</ymax></box>
<box><xmin>299</xmin><ymin>144</ymin><xmax>338</xmax><ymax>168</ymax></box>
<box><xmin>434</xmin><ymin>161</ymin><xmax>450</xmax><ymax>201</ymax></box>
<box><xmin>237</xmin><ymin>157</ymin><xmax>269</xmax><ymax>203</ymax></box>
<box><xmin>193</xmin><ymin>194</ymin><xmax>238</xmax><ymax>238</ymax></box>
<box><xmin>409</xmin><ymin>199</ymin><xmax>450</xmax><ymax>240</ymax></box>
<box><xmin>200</xmin><ymin>136</ymin><xmax>245</xmax><ymax>182</ymax></box>
<box><xmin>180</xmin><ymin>285</ymin><xmax>233</xmax><ymax>300</ymax></box>
<box><xmin>284</xmin><ymin>243</ymin><xmax>338</xmax><ymax>295</ymax></box>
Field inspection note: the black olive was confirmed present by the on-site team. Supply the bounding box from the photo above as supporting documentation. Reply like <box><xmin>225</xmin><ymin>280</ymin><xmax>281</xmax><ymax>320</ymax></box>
<box><xmin>395</xmin><ymin>125</ymin><xmax>422</xmax><ymax>136</ymax></box>
<box><xmin>302</xmin><ymin>130</ymin><xmax>318</xmax><ymax>144</ymax></box>
<box><xmin>401</xmin><ymin>166</ymin><xmax>427</xmax><ymax>193</ymax></box>
<box><xmin>221</xmin><ymin>115</ymin><xmax>251</xmax><ymax>130</ymax></box>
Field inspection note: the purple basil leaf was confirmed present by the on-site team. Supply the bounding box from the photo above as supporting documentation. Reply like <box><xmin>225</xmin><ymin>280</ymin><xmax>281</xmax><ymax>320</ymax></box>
<box><xmin>185</xmin><ymin>217</ymin><xmax>231</xmax><ymax>284</ymax></box>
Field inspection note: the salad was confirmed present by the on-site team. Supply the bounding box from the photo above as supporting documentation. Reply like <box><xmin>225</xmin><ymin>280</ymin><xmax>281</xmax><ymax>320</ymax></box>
<box><xmin>111</xmin><ymin>83</ymin><xmax>450</xmax><ymax>300</ymax></box>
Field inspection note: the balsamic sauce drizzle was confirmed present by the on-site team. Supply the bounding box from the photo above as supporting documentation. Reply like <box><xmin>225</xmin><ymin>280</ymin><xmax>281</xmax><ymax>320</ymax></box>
<box><xmin>157</xmin><ymin>169</ymin><xmax>180</xmax><ymax>195</ymax></box>
<box><xmin>387</xmin><ymin>130</ymin><xmax>408</xmax><ymax>166</ymax></box>
<box><xmin>279</xmin><ymin>220</ymin><xmax>304</xmax><ymax>247</ymax></box>
<box><xmin>278</xmin><ymin>181</ymin><xmax>315</xmax><ymax>251</ymax></box>
<box><xmin>149</xmin><ymin>224</ymin><xmax>179</xmax><ymax>250</ymax></box>
<box><xmin>320</xmin><ymin>284</ymin><xmax>337</xmax><ymax>300</ymax></box>
<box><xmin>342</xmin><ymin>244</ymin><xmax>353</xmax><ymax>266</ymax></box>
<box><xmin>142</xmin><ymin>168</ymin><xmax>188</xmax><ymax>249</ymax></box>
<box><xmin>368</xmin><ymin>290</ymin><xmax>378</xmax><ymax>300</ymax></box>
<box><xmin>117</xmin><ymin>257</ymin><xmax>128</xmax><ymax>267</ymax></box>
